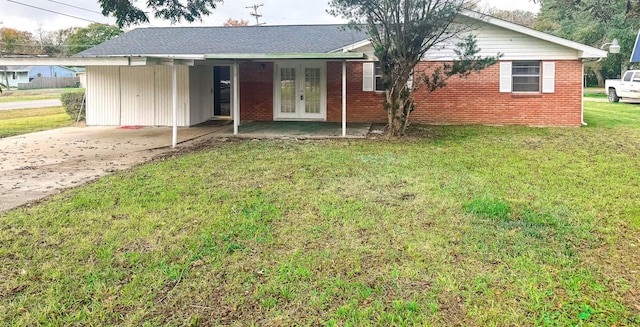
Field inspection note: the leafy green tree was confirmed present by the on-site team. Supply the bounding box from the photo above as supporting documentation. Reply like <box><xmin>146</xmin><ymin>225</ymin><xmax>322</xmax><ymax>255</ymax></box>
<box><xmin>66</xmin><ymin>23</ymin><xmax>122</xmax><ymax>55</ymax></box>
<box><xmin>99</xmin><ymin>0</ymin><xmax>223</xmax><ymax>27</ymax></box>
<box><xmin>535</xmin><ymin>0</ymin><xmax>640</xmax><ymax>86</ymax></box>
<box><xmin>35</xmin><ymin>24</ymin><xmax>78</xmax><ymax>57</ymax></box>
<box><xmin>532</xmin><ymin>0</ymin><xmax>640</xmax><ymax>17</ymax></box>
<box><xmin>0</xmin><ymin>27</ymin><xmax>36</xmax><ymax>55</ymax></box>
<box><xmin>329</xmin><ymin>0</ymin><xmax>499</xmax><ymax>136</ymax></box>
<box><xmin>488</xmin><ymin>8</ymin><xmax>537</xmax><ymax>28</ymax></box>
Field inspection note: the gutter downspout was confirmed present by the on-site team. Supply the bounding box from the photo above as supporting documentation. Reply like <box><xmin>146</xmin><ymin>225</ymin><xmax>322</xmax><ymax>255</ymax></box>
<box><xmin>581</xmin><ymin>61</ymin><xmax>587</xmax><ymax>126</ymax></box>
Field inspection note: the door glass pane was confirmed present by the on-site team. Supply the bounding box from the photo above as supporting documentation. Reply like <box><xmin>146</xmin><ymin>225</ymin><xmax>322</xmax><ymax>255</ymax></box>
<box><xmin>305</xmin><ymin>68</ymin><xmax>321</xmax><ymax>114</ymax></box>
<box><xmin>280</xmin><ymin>68</ymin><xmax>296</xmax><ymax>113</ymax></box>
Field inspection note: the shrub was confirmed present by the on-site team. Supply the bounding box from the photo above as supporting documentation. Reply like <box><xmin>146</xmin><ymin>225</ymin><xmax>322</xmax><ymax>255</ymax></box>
<box><xmin>61</xmin><ymin>91</ymin><xmax>86</xmax><ymax>121</ymax></box>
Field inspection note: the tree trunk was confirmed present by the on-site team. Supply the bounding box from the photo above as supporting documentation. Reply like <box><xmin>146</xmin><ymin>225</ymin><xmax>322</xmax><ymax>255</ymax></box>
<box><xmin>594</xmin><ymin>69</ymin><xmax>605</xmax><ymax>88</ymax></box>
<box><xmin>1</xmin><ymin>66</ymin><xmax>9</xmax><ymax>91</ymax></box>
<box><xmin>386</xmin><ymin>96</ymin><xmax>413</xmax><ymax>136</ymax></box>
<box><xmin>385</xmin><ymin>71</ymin><xmax>413</xmax><ymax>137</ymax></box>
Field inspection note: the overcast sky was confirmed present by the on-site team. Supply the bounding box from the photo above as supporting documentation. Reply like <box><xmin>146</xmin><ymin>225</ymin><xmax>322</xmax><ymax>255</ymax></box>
<box><xmin>0</xmin><ymin>0</ymin><xmax>540</xmax><ymax>33</ymax></box>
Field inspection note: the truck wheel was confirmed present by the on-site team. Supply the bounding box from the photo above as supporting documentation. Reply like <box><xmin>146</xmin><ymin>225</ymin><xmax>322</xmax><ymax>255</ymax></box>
<box><xmin>608</xmin><ymin>89</ymin><xmax>620</xmax><ymax>103</ymax></box>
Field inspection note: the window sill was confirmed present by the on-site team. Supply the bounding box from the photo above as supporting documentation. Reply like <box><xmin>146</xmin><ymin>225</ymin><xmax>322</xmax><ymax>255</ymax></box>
<box><xmin>511</xmin><ymin>93</ymin><xmax>543</xmax><ymax>98</ymax></box>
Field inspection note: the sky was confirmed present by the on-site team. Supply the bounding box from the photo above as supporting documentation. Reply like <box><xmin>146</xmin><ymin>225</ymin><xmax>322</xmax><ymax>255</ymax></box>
<box><xmin>0</xmin><ymin>0</ymin><xmax>540</xmax><ymax>33</ymax></box>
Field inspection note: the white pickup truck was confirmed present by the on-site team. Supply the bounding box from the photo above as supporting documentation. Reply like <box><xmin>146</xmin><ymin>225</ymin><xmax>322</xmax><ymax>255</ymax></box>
<box><xmin>605</xmin><ymin>70</ymin><xmax>640</xmax><ymax>102</ymax></box>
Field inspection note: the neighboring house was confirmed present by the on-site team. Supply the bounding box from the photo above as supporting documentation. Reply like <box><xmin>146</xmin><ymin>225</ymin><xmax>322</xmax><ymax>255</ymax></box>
<box><xmin>0</xmin><ymin>66</ymin><xmax>30</xmax><ymax>88</ymax></box>
<box><xmin>0</xmin><ymin>65</ymin><xmax>77</xmax><ymax>88</ymax></box>
<box><xmin>28</xmin><ymin>66</ymin><xmax>77</xmax><ymax>79</ymax></box>
<box><xmin>0</xmin><ymin>10</ymin><xmax>606</xmax><ymax>131</ymax></box>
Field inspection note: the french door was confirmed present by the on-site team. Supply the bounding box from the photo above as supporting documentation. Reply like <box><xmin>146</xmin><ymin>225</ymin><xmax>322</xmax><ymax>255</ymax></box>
<box><xmin>274</xmin><ymin>61</ymin><xmax>326</xmax><ymax>120</ymax></box>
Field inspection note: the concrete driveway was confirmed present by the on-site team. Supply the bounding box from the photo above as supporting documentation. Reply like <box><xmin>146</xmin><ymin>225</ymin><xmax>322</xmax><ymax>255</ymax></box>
<box><xmin>0</xmin><ymin>126</ymin><xmax>222</xmax><ymax>213</ymax></box>
<box><xmin>0</xmin><ymin>99</ymin><xmax>62</xmax><ymax>110</ymax></box>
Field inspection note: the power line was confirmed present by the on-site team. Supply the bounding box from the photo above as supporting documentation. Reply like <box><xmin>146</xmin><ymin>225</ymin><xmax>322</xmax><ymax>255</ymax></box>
<box><xmin>6</xmin><ymin>0</ymin><xmax>104</xmax><ymax>24</ymax></box>
<box><xmin>46</xmin><ymin>0</ymin><xmax>103</xmax><ymax>15</ymax></box>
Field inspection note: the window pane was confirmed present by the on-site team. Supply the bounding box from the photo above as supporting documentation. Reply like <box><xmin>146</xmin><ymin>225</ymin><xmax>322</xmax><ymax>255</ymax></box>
<box><xmin>513</xmin><ymin>76</ymin><xmax>540</xmax><ymax>92</ymax></box>
<box><xmin>305</xmin><ymin>68</ymin><xmax>321</xmax><ymax>114</ymax></box>
<box><xmin>512</xmin><ymin>61</ymin><xmax>540</xmax><ymax>76</ymax></box>
<box><xmin>512</xmin><ymin>61</ymin><xmax>540</xmax><ymax>92</ymax></box>
<box><xmin>375</xmin><ymin>76</ymin><xmax>384</xmax><ymax>91</ymax></box>
<box><xmin>374</xmin><ymin>63</ymin><xmax>382</xmax><ymax>75</ymax></box>
<box><xmin>512</xmin><ymin>66</ymin><xmax>540</xmax><ymax>75</ymax></box>
<box><xmin>623</xmin><ymin>72</ymin><xmax>633</xmax><ymax>82</ymax></box>
<box><xmin>280</xmin><ymin>68</ymin><xmax>296</xmax><ymax>113</ymax></box>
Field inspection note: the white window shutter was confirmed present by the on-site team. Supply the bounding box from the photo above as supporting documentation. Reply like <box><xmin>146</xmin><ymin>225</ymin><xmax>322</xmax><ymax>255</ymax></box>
<box><xmin>363</xmin><ymin>62</ymin><xmax>374</xmax><ymax>92</ymax></box>
<box><xmin>542</xmin><ymin>62</ymin><xmax>555</xmax><ymax>93</ymax></box>
<box><xmin>499</xmin><ymin>62</ymin><xmax>512</xmax><ymax>93</ymax></box>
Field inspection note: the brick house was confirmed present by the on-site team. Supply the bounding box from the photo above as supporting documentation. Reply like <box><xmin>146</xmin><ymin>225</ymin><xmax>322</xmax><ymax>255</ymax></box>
<box><xmin>1</xmin><ymin>10</ymin><xmax>605</xmax><ymax>140</ymax></box>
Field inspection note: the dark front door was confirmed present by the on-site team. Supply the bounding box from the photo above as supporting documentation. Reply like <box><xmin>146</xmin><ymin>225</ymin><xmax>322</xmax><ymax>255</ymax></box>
<box><xmin>214</xmin><ymin>66</ymin><xmax>231</xmax><ymax>116</ymax></box>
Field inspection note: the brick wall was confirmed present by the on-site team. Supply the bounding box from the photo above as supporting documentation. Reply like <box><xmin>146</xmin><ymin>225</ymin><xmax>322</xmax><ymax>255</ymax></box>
<box><xmin>326</xmin><ymin>61</ymin><xmax>387</xmax><ymax>123</ymax></box>
<box><xmin>240</xmin><ymin>62</ymin><xmax>273</xmax><ymax>121</ymax></box>
<box><xmin>410</xmin><ymin>60</ymin><xmax>583</xmax><ymax>126</ymax></box>
<box><xmin>238</xmin><ymin>60</ymin><xmax>583</xmax><ymax>127</ymax></box>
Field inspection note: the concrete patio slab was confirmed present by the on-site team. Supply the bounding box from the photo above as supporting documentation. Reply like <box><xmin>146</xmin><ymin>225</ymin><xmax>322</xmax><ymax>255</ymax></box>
<box><xmin>213</xmin><ymin>121</ymin><xmax>372</xmax><ymax>138</ymax></box>
<box><xmin>0</xmin><ymin>125</ymin><xmax>223</xmax><ymax>214</ymax></box>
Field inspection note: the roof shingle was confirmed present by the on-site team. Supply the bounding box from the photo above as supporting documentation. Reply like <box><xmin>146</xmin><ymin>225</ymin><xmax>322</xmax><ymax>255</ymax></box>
<box><xmin>76</xmin><ymin>25</ymin><xmax>369</xmax><ymax>57</ymax></box>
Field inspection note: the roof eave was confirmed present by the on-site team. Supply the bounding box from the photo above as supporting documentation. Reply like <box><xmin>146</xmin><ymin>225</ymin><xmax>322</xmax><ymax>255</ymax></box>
<box><xmin>204</xmin><ymin>53</ymin><xmax>366</xmax><ymax>60</ymax></box>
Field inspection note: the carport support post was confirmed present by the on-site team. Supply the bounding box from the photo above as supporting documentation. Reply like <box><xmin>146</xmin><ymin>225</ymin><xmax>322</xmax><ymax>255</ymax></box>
<box><xmin>172</xmin><ymin>64</ymin><xmax>178</xmax><ymax>147</ymax></box>
<box><xmin>233</xmin><ymin>62</ymin><xmax>240</xmax><ymax>135</ymax></box>
<box><xmin>342</xmin><ymin>60</ymin><xmax>347</xmax><ymax>137</ymax></box>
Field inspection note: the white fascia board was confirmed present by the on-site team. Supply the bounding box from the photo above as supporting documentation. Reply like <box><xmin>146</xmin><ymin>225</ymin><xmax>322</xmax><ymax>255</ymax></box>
<box><xmin>98</xmin><ymin>54</ymin><xmax>206</xmax><ymax>60</ymax></box>
<box><xmin>204</xmin><ymin>53</ymin><xmax>365</xmax><ymax>60</ymax></box>
<box><xmin>460</xmin><ymin>9</ymin><xmax>608</xmax><ymax>59</ymax></box>
<box><xmin>152</xmin><ymin>58</ymin><xmax>195</xmax><ymax>66</ymax></box>
<box><xmin>0</xmin><ymin>57</ymin><xmax>131</xmax><ymax>66</ymax></box>
<box><xmin>0</xmin><ymin>56</ymin><xmax>199</xmax><ymax>67</ymax></box>
<box><xmin>330</xmin><ymin>39</ymin><xmax>372</xmax><ymax>53</ymax></box>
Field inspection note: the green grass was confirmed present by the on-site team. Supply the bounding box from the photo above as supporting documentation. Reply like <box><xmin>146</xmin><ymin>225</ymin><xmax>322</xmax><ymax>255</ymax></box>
<box><xmin>0</xmin><ymin>107</ymin><xmax>73</xmax><ymax>138</ymax></box>
<box><xmin>583</xmin><ymin>101</ymin><xmax>640</xmax><ymax>128</ymax></box>
<box><xmin>584</xmin><ymin>87</ymin><xmax>607</xmax><ymax>98</ymax></box>
<box><xmin>0</xmin><ymin>88</ymin><xmax>83</xmax><ymax>103</ymax></box>
<box><xmin>1</xmin><ymin>102</ymin><xmax>640</xmax><ymax>326</ymax></box>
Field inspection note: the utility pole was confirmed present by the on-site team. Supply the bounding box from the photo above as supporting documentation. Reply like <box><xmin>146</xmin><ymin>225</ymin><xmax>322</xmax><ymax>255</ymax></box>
<box><xmin>246</xmin><ymin>3</ymin><xmax>265</xmax><ymax>26</ymax></box>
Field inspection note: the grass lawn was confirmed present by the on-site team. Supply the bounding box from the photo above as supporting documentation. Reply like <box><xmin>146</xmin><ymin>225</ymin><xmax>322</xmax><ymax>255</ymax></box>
<box><xmin>1</xmin><ymin>102</ymin><xmax>640</xmax><ymax>326</ymax></box>
<box><xmin>0</xmin><ymin>107</ymin><xmax>73</xmax><ymax>138</ymax></box>
<box><xmin>584</xmin><ymin>87</ymin><xmax>607</xmax><ymax>98</ymax></box>
<box><xmin>0</xmin><ymin>88</ymin><xmax>83</xmax><ymax>103</ymax></box>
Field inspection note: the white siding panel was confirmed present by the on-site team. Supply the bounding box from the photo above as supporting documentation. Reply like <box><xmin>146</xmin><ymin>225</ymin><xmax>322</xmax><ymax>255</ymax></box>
<box><xmin>177</xmin><ymin>66</ymin><xmax>190</xmax><ymax>126</ymax></box>
<box><xmin>542</xmin><ymin>61</ymin><xmax>555</xmax><ymax>93</ymax></box>
<box><xmin>423</xmin><ymin>23</ymin><xmax>580</xmax><ymax>61</ymax></box>
<box><xmin>120</xmin><ymin>66</ymin><xmax>155</xmax><ymax>126</ymax></box>
<box><xmin>86</xmin><ymin>66</ymin><xmax>120</xmax><ymax>126</ymax></box>
<box><xmin>154</xmin><ymin>65</ymin><xmax>173</xmax><ymax>126</ymax></box>
<box><xmin>189</xmin><ymin>66</ymin><xmax>214</xmax><ymax>126</ymax></box>
<box><xmin>154</xmin><ymin>65</ymin><xmax>190</xmax><ymax>126</ymax></box>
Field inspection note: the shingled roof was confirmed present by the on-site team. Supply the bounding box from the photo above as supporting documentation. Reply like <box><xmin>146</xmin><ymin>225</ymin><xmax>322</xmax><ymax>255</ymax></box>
<box><xmin>76</xmin><ymin>25</ymin><xmax>369</xmax><ymax>57</ymax></box>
